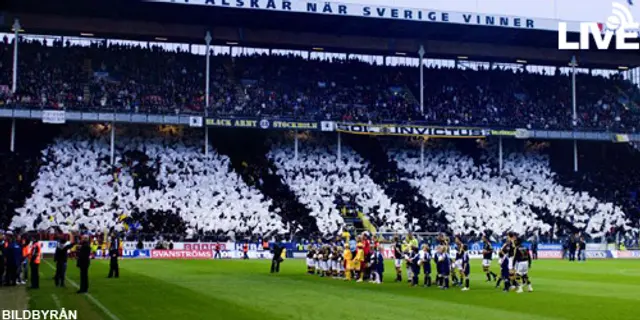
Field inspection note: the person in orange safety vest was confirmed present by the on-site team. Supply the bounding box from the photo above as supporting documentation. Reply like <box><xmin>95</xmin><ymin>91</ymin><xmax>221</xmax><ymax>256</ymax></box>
<box><xmin>20</xmin><ymin>237</ymin><xmax>31</xmax><ymax>285</ymax></box>
<box><xmin>29</xmin><ymin>237</ymin><xmax>41</xmax><ymax>289</ymax></box>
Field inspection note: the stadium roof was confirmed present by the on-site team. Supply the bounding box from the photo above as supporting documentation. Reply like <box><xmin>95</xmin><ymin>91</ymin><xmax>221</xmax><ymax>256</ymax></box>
<box><xmin>3</xmin><ymin>0</ymin><xmax>640</xmax><ymax>68</ymax></box>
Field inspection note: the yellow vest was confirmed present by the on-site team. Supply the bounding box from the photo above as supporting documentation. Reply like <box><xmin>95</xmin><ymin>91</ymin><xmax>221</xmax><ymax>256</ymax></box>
<box><xmin>343</xmin><ymin>248</ymin><xmax>353</xmax><ymax>261</ymax></box>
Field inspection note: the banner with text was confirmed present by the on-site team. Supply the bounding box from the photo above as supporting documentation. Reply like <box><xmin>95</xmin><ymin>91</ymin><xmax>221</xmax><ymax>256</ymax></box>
<box><xmin>42</xmin><ymin>110</ymin><xmax>66</xmax><ymax>124</ymax></box>
<box><xmin>336</xmin><ymin>123</ymin><xmax>490</xmax><ymax>138</ymax></box>
<box><xmin>124</xmin><ymin>241</ymin><xmax>275</xmax><ymax>251</ymax></box>
<box><xmin>148</xmin><ymin>0</ymin><xmax>590</xmax><ymax>32</ymax></box>
<box><xmin>40</xmin><ymin>241</ymin><xmax>59</xmax><ymax>254</ymax></box>
<box><xmin>96</xmin><ymin>249</ymin><xmax>151</xmax><ymax>258</ymax></box>
<box><xmin>537</xmin><ymin>250</ymin><xmax>563</xmax><ymax>259</ymax></box>
<box><xmin>213</xmin><ymin>250</ymin><xmax>274</xmax><ymax>259</ymax></box>
<box><xmin>206</xmin><ymin>117</ymin><xmax>320</xmax><ymax>131</ymax></box>
<box><xmin>616</xmin><ymin>250</ymin><xmax>640</xmax><ymax>259</ymax></box>
<box><xmin>537</xmin><ymin>243</ymin><xmax>563</xmax><ymax>251</ymax></box>
<box><xmin>585</xmin><ymin>250</ymin><xmax>615</xmax><ymax>259</ymax></box>
<box><xmin>151</xmin><ymin>249</ymin><xmax>214</xmax><ymax>259</ymax></box>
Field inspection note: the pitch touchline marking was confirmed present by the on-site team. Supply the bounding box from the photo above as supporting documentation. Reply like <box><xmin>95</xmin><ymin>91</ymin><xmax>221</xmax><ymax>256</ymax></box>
<box><xmin>618</xmin><ymin>268</ymin><xmax>640</xmax><ymax>276</ymax></box>
<box><xmin>51</xmin><ymin>294</ymin><xmax>62</xmax><ymax>309</ymax></box>
<box><xmin>43</xmin><ymin>260</ymin><xmax>120</xmax><ymax>320</ymax></box>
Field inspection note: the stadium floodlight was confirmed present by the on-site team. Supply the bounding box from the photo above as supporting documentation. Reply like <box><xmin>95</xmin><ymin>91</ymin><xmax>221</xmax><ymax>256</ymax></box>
<box><xmin>10</xmin><ymin>18</ymin><xmax>20</xmax><ymax>153</ymax></box>
<box><xmin>12</xmin><ymin>19</ymin><xmax>20</xmax><ymax>94</ymax></box>
<box><xmin>418</xmin><ymin>45</ymin><xmax>425</xmax><ymax>115</ymax></box>
<box><xmin>11</xmin><ymin>19</ymin><xmax>23</xmax><ymax>33</ymax></box>
<box><xmin>569</xmin><ymin>55</ymin><xmax>578</xmax><ymax>172</ymax></box>
<box><xmin>569</xmin><ymin>55</ymin><xmax>578</xmax><ymax>123</ymax></box>
<box><xmin>204</xmin><ymin>31</ymin><xmax>212</xmax><ymax>156</ymax></box>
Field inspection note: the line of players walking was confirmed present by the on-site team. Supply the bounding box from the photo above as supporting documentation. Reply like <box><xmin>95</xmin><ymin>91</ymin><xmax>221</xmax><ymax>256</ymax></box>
<box><xmin>306</xmin><ymin>232</ymin><xmax>533</xmax><ymax>293</ymax></box>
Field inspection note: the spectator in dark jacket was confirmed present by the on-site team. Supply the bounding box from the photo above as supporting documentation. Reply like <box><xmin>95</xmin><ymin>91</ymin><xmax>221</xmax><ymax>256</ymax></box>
<box><xmin>76</xmin><ymin>235</ymin><xmax>91</xmax><ymax>294</ymax></box>
<box><xmin>270</xmin><ymin>243</ymin><xmax>284</xmax><ymax>273</ymax></box>
<box><xmin>5</xmin><ymin>234</ymin><xmax>22</xmax><ymax>286</ymax></box>
<box><xmin>54</xmin><ymin>237</ymin><xmax>74</xmax><ymax>287</ymax></box>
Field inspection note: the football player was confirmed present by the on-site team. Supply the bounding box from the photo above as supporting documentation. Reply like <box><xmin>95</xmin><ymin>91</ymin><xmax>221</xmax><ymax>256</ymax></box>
<box><xmin>482</xmin><ymin>235</ymin><xmax>497</xmax><ymax>282</ymax></box>
<box><xmin>420</xmin><ymin>244</ymin><xmax>432</xmax><ymax>287</ymax></box>
<box><xmin>392</xmin><ymin>236</ymin><xmax>403</xmax><ymax>282</ymax></box>
<box><xmin>514</xmin><ymin>238</ymin><xmax>533</xmax><ymax>293</ymax></box>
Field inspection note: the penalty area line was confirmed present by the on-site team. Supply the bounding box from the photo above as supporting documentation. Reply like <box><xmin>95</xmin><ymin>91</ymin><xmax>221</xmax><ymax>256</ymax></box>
<box><xmin>44</xmin><ymin>260</ymin><xmax>120</xmax><ymax>320</ymax></box>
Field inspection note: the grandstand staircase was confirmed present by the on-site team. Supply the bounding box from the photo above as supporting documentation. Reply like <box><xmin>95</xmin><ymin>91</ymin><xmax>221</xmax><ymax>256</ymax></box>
<box><xmin>455</xmin><ymin>140</ymin><xmax>484</xmax><ymax>165</ymax></box>
<box><xmin>346</xmin><ymin>135</ymin><xmax>449</xmax><ymax>233</ymax></box>
<box><xmin>549</xmin><ymin>141</ymin><xmax>640</xmax><ymax>229</ymax></box>
<box><xmin>615</xmin><ymin>85</ymin><xmax>640</xmax><ymax>113</ymax></box>
<box><xmin>0</xmin><ymin>120</ymin><xmax>62</xmax><ymax>230</ymax></box>
<box><xmin>403</xmin><ymin>84</ymin><xmax>421</xmax><ymax>110</ymax></box>
<box><xmin>357</xmin><ymin>211</ymin><xmax>377</xmax><ymax>235</ymax></box>
<box><xmin>210</xmin><ymin>129</ymin><xmax>319</xmax><ymax>237</ymax></box>
<box><xmin>82</xmin><ymin>59</ymin><xmax>93</xmax><ymax>102</ymax></box>
<box><xmin>222</xmin><ymin>59</ymin><xmax>248</xmax><ymax>107</ymax></box>
<box><xmin>338</xmin><ymin>199</ymin><xmax>375</xmax><ymax>235</ymax></box>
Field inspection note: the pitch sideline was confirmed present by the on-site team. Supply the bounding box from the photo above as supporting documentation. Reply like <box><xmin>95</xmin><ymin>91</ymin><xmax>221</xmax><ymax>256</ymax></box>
<box><xmin>43</xmin><ymin>260</ymin><xmax>120</xmax><ymax>320</ymax></box>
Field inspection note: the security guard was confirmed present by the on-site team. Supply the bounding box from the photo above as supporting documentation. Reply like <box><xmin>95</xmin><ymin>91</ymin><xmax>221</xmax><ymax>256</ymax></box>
<box><xmin>21</xmin><ymin>237</ymin><xmax>31</xmax><ymax>285</ymax></box>
<box><xmin>107</xmin><ymin>234</ymin><xmax>119</xmax><ymax>278</ymax></box>
<box><xmin>29</xmin><ymin>236</ymin><xmax>41</xmax><ymax>289</ymax></box>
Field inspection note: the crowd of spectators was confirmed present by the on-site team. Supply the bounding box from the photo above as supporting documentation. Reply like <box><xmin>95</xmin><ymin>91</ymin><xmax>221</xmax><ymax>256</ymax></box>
<box><xmin>268</xmin><ymin>141</ymin><xmax>407</xmax><ymax>234</ymax></box>
<box><xmin>0</xmin><ymin>126</ymin><xmax>636</xmax><ymax>242</ymax></box>
<box><xmin>0</xmin><ymin>153</ymin><xmax>41</xmax><ymax>230</ymax></box>
<box><xmin>9</xmin><ymin>127</ymin><xmax>287</xmax><ymax>239</ymax></box>
<box><xmin>1</xmin><ymin>36</ymin><xmax>639</xmax><ymax>132</ymax></box>
<box><xmin>393</xmin><ymin>142</ymin><xmax>631</xmax><ymax>241</ymax></box>
<box><xmin>550</xmin><ymin>141</ymin><xmax>640</xmax><ymax>242</ymax></box>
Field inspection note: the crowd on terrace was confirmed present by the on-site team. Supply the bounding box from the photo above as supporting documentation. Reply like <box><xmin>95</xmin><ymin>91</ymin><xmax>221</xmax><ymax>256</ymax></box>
<box><xmin>1</xmin><ymin>36</ymin><xmax>639</xmax><ymax>132</ymax></box>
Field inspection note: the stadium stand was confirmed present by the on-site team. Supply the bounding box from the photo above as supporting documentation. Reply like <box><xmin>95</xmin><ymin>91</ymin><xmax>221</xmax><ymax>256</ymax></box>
<box><xmin>2</xmin><ymin>38</ymin><xmax>640</xmax><ymax>132</ymax></box>
<box><xmin>550</xmin><ymin>141</ymin><xmax>640</xmax><ymax>240</ymax></box>
<box><xmin>268</xmin><ymin>140</ymin><xmax>407</xmax><ymax>234</ymax></box>
<box><xmin>0</xmin><ymin>121</ymin><xmax>634</xmax><ymax>243</ymax></box>
<box><xmin>9</xmin><ymin>126</ymin><xmax>287</xmax><ymax>239</ymax></box>
<box><xmin>392</xmin><ymin>141</ymin><xmax>630</xmax><ymax>240</ymax></box>
<box><xmin>346</xmin><ymin>135</ymin><xmax>448</xmax><ymax>233</ymax></box>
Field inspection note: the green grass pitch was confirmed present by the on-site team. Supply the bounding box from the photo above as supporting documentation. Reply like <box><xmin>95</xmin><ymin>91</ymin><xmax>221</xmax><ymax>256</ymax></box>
<box><xmin>22</xmin><ymin>258</ymin><xmax>639</xmax><ymax>320</ymax></box>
